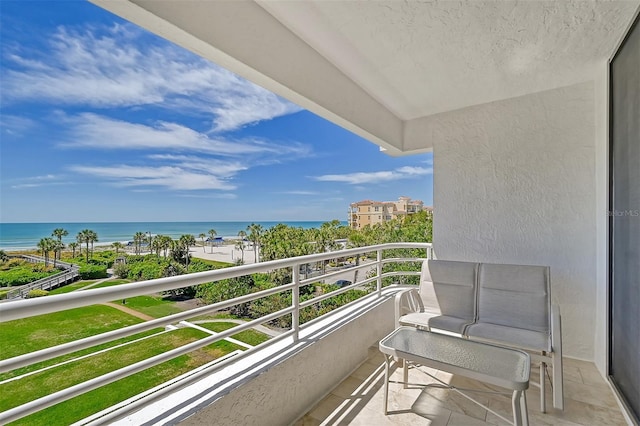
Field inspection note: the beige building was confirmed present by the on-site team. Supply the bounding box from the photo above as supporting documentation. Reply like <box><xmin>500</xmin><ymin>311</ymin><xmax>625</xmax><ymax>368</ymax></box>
<box><xmin>348</xmin><ymin>197</ymin><xmax>428</xmax><ymax>230</ymax></box>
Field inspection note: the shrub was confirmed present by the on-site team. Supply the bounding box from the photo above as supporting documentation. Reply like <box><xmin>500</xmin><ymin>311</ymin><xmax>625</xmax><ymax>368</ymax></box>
<box><xmin>0</xmin><ymin>266</ymin><xmax>57</xmax><ymax>287</ymax></box>
<box><xmin>78</xmin><ymin>265</ymin><xmax>108</xmax><ymax>280</ymax></box>
<box><xmin>112</xmin><ymin>263</ymin><xmax>130</xmax><ymax>279</ymax></box>
<box><xmin>27</xmin><ymin>289</ymin><xmax>49</xmax><ymax>298</ymax></box>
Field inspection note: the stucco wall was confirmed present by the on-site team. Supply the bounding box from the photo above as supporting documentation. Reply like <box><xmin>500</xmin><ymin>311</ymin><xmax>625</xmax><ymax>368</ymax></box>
<box><xmin>432</xmin><ymin>82</ymin><xmax>596</xmax><ymax>359</ymax></box>
<box><xmin>178</xmin><ymin>295</ymin><xmax>396</xmax><ymax>426</ymax></box>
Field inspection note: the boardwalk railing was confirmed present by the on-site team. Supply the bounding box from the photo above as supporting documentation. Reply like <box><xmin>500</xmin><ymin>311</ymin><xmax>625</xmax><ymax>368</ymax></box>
<box><xmin>4</xmin><ymin>256</ymin><xmax>79</xmax><ymax>300</ymax></box>
<box><xmin>0</xmin><ymin>242</ymin><xmax>432</xmax><ymax>424</ymax></box>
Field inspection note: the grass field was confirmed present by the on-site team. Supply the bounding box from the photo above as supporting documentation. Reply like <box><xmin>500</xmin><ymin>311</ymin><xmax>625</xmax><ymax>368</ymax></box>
<box><xmin>114</xmin><ymin>295</ymin><xmax>184</xmax><ymax>318</ymax></box>
<box><xmin>0</xmin><ymin>305</ymin><xmax>142</xmax><ymax>360</ymax></box>
<box><xmin>90</xmin><ymin>278</ymin><xmax>131</xmax><ymax>289</ymax></box>
<box><xmin>48</xmin><ymin>280</ymin><xmax>98</xmax><ymax>295</ymax></box>
<box><xmin>197</xmin><ymin>321</ymin><xmax>271</xmax><ymax>346</ymax></box>
<box><xmin>2</xmin><ymin>327</ymin><xmax>245</xmax><ymax>426</ymax></box>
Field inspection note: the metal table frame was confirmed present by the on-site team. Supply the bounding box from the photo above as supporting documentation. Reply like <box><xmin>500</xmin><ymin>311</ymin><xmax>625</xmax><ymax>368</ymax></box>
<box><xmin>379</xmin><ymin>326</ymin><xmax>531</xmax><ymax>426</ymax></box>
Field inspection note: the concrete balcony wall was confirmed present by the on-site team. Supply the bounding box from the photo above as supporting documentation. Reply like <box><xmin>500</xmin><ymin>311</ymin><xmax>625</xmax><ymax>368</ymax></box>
<box><xmin>117</xmin><ymin>291</ymin><xmax>397</xmax><ymax>425</ymax></box>
<box><xmin>431</xmin><ymin>81</ymin><xmax>597</xmax><ymax>360</ymax></box>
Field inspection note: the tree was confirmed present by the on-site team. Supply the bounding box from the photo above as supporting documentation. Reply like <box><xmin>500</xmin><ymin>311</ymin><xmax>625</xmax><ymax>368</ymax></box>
<box><xmin>51</xmin><ymin>240</ymin><xmax>65</xmax><ymax>267</ymax></box>
<box><xmin>77</xmin><ymin>230</ymin><xmax>90</xmax><ymax>262</ymax></box>
<box><xmin>247</xmin><ymin>223</ymin><xmax>264</xmax><ymax>263</ymax></box>
<box><xmin>235</xmin><ymin>239</ymin><xmax>245</xmax><ymax>263</ymax></box>
<box><xmin>68</xmin><ymin>242</ymin><xmax>79</xmax><ymax>258</ymax></box>
<box><xmin>37</xmin><ymin>237</ymin><xmax>56</xmax><ymax>266</ymax></box>
<box><xmin>158</xmin><ymin>235</ymin><xmax>172</xmax><ymax>258</ymax></box>
<box><xmin>112</xmin><ymin>241</ymin><xmax>124</xmax><ymax>255</ymax></box>
<box><xmin>87</xmin><ymin>230</ymin><xmax>98</xmax><ymax>260</ymax></box>
<box><xmin>0</xmin><ymin>250</ymin><xmax>9</xmax><ymax>262</ymax></box>
<box><xmin>178</xmin><ymin>234</ymin><xmax>196</xmax><ymax>271</ymax></box>
<box><xmin>208</xmin><ymin>229</ymin><xmax>217</xmax><ymax>253</ymax></box>
<box><xmin>132</xmin><ymin>232</ymin><xmax>146</xmax><ymax>255</ymax></box>
<box><xmin>199</xmin><ymin>233</ymin><xmax>207</xmax><ymax>252</ymax></box>
<box><xmin>51</xmin><ymin>228</ymin><xmax>68</xmax><ymax>260</ymax></box>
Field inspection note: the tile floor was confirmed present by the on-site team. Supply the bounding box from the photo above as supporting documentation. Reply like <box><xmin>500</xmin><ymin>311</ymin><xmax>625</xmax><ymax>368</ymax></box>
<box><xmin>296</xmin><ymin>348</ymin><xmax>627</xmax><ymax>425</ymax></box>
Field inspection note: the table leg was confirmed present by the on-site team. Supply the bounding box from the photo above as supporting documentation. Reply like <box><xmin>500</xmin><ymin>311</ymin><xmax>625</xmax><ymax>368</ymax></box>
<box><xmin>403</xmin><ymin>358</ymin><xmax>409</xmax><ymax>389</ymax></box>
<box><xmin>383</xmin><ymin>355</ymin><xmax>390</xmax><ymax>414</ymax></box>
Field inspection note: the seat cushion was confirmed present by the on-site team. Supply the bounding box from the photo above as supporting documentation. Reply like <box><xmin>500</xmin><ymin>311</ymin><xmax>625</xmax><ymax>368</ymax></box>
<box><xmin>477</xmin><ymin>263</ymin><xmax>550</xmax><ymax>333</ymax></box>
<box><xmin>466</xmin><ymin>322</ymin><xmax>551</xmax><ymax>352</ymax></box>
<box><xmin>399</xmin><ymin>312</ymin><xmax>470</xmax><ymax>334</ymax></box>
<box><xmin>421</xmin><ymin>260</ymin><xmax>478</xmax><ymax>321</ymax></box>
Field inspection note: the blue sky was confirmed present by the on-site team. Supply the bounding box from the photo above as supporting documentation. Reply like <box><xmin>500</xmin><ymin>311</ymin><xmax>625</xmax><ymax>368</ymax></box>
<box><xmin>0</xmin><ymin>1</ymin><xmax>433</xmax><ymax>223</ymax></box>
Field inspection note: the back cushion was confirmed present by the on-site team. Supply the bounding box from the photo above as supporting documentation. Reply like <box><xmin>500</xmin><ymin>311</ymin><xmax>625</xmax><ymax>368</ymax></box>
<box><xmin>420</xmin><ymin>260</ymin><xmax>478</xmax><ymax>321</ymax></box>
<box><xmin>477</xmin><ymin>263</ymin><xmax>550</xmax><ymax>332</ymax></box>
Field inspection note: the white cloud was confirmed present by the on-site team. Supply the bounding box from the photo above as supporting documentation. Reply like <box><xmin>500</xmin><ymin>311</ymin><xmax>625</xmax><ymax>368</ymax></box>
<box><xmin>57</xmin><ymin>114</ymin><xmax>312</xmax><ymax>193</ymax></box>
<box><xmin>8</xmin><ymin>174</ymin><xmax>68</xmax><ymax>189</ymax></box>
<box><xmin>2</xmin><ymin>24</ymin><xmax>301</xmax><ymax>131</ymax></box>
<box><xmin>71</xmin><ymin>165</ymin><xmax>236</xmax><ymax>191</ymax></box>
<box><xmin>277</xmin><ymin>190</ymin><xmax>319</xmax><ymax>195</ymax></box>
<box><xmin>60</xmin><ymin>113</ymin><xmax>308</xmax><ymax>157</ymax></box>
<box><xmin>313</xmin><ymin>166</ymin><xmax>432</xmax><ymax>185</ymax></box>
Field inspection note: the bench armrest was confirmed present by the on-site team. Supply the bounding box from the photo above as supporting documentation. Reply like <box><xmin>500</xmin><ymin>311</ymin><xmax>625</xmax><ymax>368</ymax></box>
<box><xmin>395</xmin><ymin>288</ymin><xmax>424</xmax><ymax>326</ymax></box>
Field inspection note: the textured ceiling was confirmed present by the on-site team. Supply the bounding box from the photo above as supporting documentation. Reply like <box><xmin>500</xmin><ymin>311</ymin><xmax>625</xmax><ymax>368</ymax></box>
<box><xmin>92</xmin><ymin>0</ymin><xmax>638</xmax><ymax>153</ymax></box>
<box><xmin>260</xmin><ymin>1</ymin><xmax>639</xmax><ymax>119</ymax></box>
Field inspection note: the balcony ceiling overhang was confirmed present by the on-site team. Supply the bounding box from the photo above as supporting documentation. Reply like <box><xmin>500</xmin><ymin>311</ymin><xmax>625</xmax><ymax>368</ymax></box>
<box><xmin>91</xmin><ymin>0</ymin><xmax>639</xmax><ymax>156</ymax></box>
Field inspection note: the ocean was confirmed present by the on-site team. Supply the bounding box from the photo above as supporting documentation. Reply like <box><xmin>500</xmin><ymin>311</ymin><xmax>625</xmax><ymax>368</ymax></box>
<box><xmin>0</xmin><ymin>221</ymin><xmax>340</xmax><ymax>251</ymax></box>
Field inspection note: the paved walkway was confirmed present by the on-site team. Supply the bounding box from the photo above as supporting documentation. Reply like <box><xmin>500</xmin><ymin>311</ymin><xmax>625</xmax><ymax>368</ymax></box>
<box><xmin>103</xmin><ymin>302</ymin><xmax>155</xmax><ymax>321</ymax></box>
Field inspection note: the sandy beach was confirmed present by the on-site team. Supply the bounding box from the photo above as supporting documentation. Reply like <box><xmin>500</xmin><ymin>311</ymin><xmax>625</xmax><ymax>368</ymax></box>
<box><xmin>188</xmin><ymin>243</ymin><xmax>257</xmax><ymax>264</ymax></box>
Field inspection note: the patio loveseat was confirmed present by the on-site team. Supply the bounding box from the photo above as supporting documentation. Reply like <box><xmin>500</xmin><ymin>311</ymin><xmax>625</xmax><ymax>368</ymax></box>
<box><xmin>395</xmin><ymin>259</ymin><xmax>563</xmax><ymax>412</ymax></box>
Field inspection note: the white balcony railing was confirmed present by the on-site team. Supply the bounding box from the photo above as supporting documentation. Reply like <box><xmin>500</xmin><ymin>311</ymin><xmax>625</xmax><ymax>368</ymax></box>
<box><xmin>0</xmin><ymin>242</ymin><xmax>433</xmax><ymax>424</ymax></box>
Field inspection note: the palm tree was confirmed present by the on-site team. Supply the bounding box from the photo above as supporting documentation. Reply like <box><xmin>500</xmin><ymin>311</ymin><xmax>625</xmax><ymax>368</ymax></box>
<box><xmin>87</xmin><ymin>230</ymin><xmax>98</xmax><ymax>259</ymax></box>
<box><xmin>208</xmin><ymin>229</ymin><xmax>217</xmax><ymax>253</ymax></box>
<box><xmin>247</xmin><ymin>223</ymin><xmax>264</xmax><ymax>263</ymax></box>
<box><xmin>235</xmin><ymin>239</ymin><xmax>245</xmax><ymax>263</ymax></box>
<box><xmin>51</xmin><ymin>240</ymin><xmax>65</xmax><ymax>267</ymax></box>
<box><xmin>133</xmin><ymin>232</ymin><xmax>146</xmax><ymax>255</ymax></box>
<box><xmin>199</xmin><ymin>233</ymin><xmax>207</xmax><ymax>252</ymax></box>
<box><xmin>51</xmin><ymin>228</ymin><xmax>68</xmax><ymax>261</ymax></box>
<box><xmin>179</xmin><ymin>234</ymin><xmax>196</xmax><ymax>271</ymax></box>
<box><xmin>37</xmin><ymin>237</ymin><xmax>56</xmax><ymax>267</ymax></box>
<box><xmin>68</xmin><ymin>242</ymin><xmax>79</xmax><ymax>258</ymax></box>
<box><xmin>77</xmin><ymin>230</ymin><xmax>90</xmax><ymax>262</ymax></box>
<box><xmin>112</xmin><ymin>241</ymin><xmax>124</xmax><ymax>255</ymax></box>
<box><xmin>159</xmin><ymin>235</ymin><xmax>172</xmax><ymax>258</ymax></box>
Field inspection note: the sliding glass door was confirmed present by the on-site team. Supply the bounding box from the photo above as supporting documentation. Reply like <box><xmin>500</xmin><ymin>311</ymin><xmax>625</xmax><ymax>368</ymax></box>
<box><xmin>609</xmin><ymin>12</ymin><xmax>640</xmax><ymax>424</ymax></box>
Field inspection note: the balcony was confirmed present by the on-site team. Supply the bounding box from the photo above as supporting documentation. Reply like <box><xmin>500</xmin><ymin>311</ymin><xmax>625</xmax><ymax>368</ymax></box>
<box><xmin>0</xmin><ymin>243</ymin><xmax>627</xmax><ymax>425</ymax></box>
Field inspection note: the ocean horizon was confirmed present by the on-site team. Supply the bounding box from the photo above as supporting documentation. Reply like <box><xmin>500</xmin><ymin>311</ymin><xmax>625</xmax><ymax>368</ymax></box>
<box><xmin>0</xmin><ymin>221</ymin><xmax>344</xmax><ymax>251</ymax></box>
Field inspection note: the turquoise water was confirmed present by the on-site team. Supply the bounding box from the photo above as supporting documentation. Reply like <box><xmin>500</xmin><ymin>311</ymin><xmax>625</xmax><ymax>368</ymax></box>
<box><xmin>0</xmin><ymin>221</ymin><xmax>340</xmax><ymax>250</ymax></box>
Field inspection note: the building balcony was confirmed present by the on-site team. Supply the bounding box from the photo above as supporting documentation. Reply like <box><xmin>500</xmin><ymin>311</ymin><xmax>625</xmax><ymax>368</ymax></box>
<box><xmin>0</xmin><ymin>242</ymin><xmax>627</xmax><ymax>425</ymax></box>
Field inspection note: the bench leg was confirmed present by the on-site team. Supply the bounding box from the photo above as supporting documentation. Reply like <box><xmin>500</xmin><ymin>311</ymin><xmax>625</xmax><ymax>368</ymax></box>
<box><xmin>512</xmin><ymin>390</ymin><xmax>529</xmax><ymax>426</ymax></box>
<box><xmin>521</xmin><ymin>391</ymin><xmax>529</xmax><ymax>426</ymax></box>
<box><xmin>540</xmin><ymin>361</ymin><xmax>546</xmax><ymax>413</ymax></box>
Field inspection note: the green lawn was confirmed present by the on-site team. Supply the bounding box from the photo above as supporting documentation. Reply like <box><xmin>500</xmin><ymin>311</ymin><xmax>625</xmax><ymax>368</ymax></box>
<box><xmin>0</xmin><ymin>305</ymin><xmax>142</xmax><ymax>360</ymax></box>
<box><xmin>48</xmin><ymin>280</ymin><xmax>98</xmax><ymax>295</ymax></box>
<box><xmin>114</xmin><ymin>295</ymin><xmax>184</xmax><ymax>318</ymax></box>
<box><xmin>90</xmin><ymin>279</ymin><xmax>131</xmax><ymax>289</ymax></box>
<box><xmin>2</xmin><ymin>327</ymin><xmax>245</xmax><ymax>426</ymax></box>
<box><xmin>197</xmin><ymin>321</ymin><xmax>271</xmax><ymax>346</ymax></box>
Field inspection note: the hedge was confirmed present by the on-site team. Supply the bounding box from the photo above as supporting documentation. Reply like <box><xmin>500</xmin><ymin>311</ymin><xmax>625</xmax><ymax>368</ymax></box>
<box><xmin>78</xmin><ymin>265</ymin><xmax>108</xmax><ymax>280</ymax></box>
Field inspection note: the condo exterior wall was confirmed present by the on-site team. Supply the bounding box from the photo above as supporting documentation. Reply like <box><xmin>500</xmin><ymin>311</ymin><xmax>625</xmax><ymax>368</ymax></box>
<box><xmin>348</xmin><ymin>197</ymin><xmax>426</xmax><ymax>230</ymax></box>
<box><xmin>432</xmin><ymin>82</ymin><xmax>597</xmax><ymax>360</ymax></box>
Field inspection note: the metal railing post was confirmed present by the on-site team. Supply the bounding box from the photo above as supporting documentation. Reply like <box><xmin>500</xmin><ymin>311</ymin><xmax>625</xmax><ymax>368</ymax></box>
<box><xmin>376</xmin><ymin>249</ymin><xmax>382</xmax><ymax>295</ymax></box>
<box><xmin>292</xmin><ymin>263</ymin><xmax>300</xmax><ymax>341</ymax></box>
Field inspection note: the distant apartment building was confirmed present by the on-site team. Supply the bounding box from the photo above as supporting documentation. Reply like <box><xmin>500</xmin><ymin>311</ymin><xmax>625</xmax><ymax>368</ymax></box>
<box><xmin>348</xmin><ymin>196</ymin><xmax>429</xmax><ymax>230</ymax></box>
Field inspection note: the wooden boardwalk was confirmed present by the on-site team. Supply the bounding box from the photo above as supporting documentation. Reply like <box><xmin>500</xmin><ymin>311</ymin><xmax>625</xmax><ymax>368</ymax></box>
<box><xmin>4</xmin><ymin>255</ymin><xmax>79</xmax><ymax>300</ymax></box>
